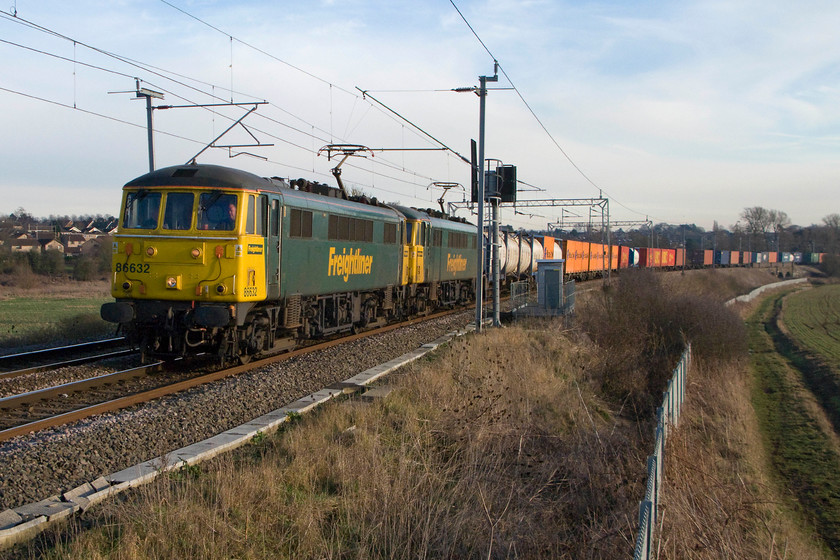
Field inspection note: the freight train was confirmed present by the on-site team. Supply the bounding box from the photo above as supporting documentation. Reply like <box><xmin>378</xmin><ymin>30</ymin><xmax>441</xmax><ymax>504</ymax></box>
<box><xmin>100</xmin><ymin>163</ymin><xmax>826</xmax><ymax>362</ymax></box>
<box><xmin>100</xmin><ymin>164</ymin><xmax>481</xmax><ymax>363</ymax></box>
<box><xmin>522</xmin><ymin>240</ymin><xmax>824</xmax><ymax>280</ymax></box>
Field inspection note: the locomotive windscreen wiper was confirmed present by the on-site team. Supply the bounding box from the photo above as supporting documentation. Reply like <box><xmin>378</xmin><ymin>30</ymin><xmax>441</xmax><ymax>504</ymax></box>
<box><xmin>125</xmin><ymin>189</ymin><xmax>148</xmax><ymax>210</ymax></box>
<box><xmin>199</xmin><ymin>190</ymin><xmax>224</xmax><ymax>211</ymax></box>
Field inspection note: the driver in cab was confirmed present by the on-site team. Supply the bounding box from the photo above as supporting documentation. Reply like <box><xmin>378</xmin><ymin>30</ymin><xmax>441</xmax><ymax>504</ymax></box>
<box><xmin>205</xmin><ymin>199</ymin><xmax>237</xmax><ymax>231</ymax></box>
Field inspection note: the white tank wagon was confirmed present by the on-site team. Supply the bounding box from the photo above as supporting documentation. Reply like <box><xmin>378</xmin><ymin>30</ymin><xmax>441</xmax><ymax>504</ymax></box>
<box><xmin>484</xmin><ymin>232</ymin><xmax>563</xmax><ymax>279</ymax></box>
<box><xmin>628</xmin><ymin>247</ymin><xmax>640</xmax><ymax>267</ymax></box>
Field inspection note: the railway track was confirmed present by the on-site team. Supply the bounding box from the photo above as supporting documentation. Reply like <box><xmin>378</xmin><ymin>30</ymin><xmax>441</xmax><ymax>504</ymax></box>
<box><xmin>0</xmin><ymin>308</ymin><xmax>464</xmax><ymax>444</ymax></box>
<box><xmin>0</xmin><ymin>362</ymin><xmax>165</xmax><ymax>441</ymax></box>
<box><xmin>0</xmin><ymin>338</ymin><xmax>132</xmax><ymax>380</ymax></box>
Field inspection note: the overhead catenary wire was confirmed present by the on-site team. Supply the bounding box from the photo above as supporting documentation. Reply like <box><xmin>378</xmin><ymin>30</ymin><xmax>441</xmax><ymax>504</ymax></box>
<box><xmin>153</xmin><ymin>2</ymin><xmax>465</xmax><ymax>163</ymax></box>
<box><xmin>0</xmin><ymin>7</ymin><xmax>463</xmax><ymax>209</ymax></box>
<box><xmin>447</xmin><ymin>0</ymin><xmax>665</xmax><ymax>223</ymax></box>
<box><xmin>2</xmin><ymin>5</ymin><xmax>654</xmax><ymax>223</ymax></box>
<box><xmin>0</xmin><ymin>10</ymin><xmax>446</xmax><ymax>204</ymax></box>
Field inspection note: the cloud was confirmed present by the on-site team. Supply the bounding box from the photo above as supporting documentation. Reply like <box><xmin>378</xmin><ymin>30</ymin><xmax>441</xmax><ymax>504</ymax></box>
<box><xmin>1</xmin><ymin>0</ymin><xmax>838</xmax><ymax>230</ymax></box>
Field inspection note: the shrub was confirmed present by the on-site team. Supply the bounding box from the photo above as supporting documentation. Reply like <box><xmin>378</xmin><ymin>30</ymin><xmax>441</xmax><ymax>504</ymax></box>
<box><xmin>824</xmin><ymin>254</ymin><xmax>840</xmax><ymax>278</ymax></box>
<box><xmin>578</xmin><ymin>269</ymin><xmax>747</xmax><ymax>415</ymax></box>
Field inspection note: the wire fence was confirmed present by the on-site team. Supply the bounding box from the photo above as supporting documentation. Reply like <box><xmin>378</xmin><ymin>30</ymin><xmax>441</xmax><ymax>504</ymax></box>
<box><xmin>633</xmin><ymin>344</ymin><xmax>691</xmax><ymax>560</ymax></box>
<box><xmin>510</xmin><ymin>280</ymin><xmax>532</xmax><ymax>310</ymax></box>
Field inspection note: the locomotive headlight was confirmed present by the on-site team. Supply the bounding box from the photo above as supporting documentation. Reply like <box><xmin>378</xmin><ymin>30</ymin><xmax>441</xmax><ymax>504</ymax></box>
<box><xmin>191</xmin><ymin>247</ymin><xmax>202</xmax><ymax>259</ymax></box>
<box><xmin>165</xmin><ymin>276</ymin><xmax>181</xmax><ymax>290</ymax></box>
<box><xmin>146</xmin><ymin>246</ymin><xmax>157</xmax><ymax>257</ymax></box>
<box><xmin>122</xmin><ymin>281</ymin><xmax>131</xmax><ymax>291</ymax></box>
<box><xmin>215</xmin><ymin>283</ymin><xmax>227</xmax><ymax>295</ymax></box>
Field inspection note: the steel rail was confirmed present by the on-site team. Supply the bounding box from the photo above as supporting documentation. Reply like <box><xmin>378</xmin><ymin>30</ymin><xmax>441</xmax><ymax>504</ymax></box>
<box><xmin>0</xmin><ymin>308</ymin><xmax>466</xmax><ymax>443</ymax></box>
<box><xmin>0</xmin><ymin>362</ymin><xmax>164</xmax><ymax>410</ymax></box>
<box><xmin>0</xmin><ymin>338</ymin><xmax>127</xmax><ymax>364</ymax></box>
<box><xmin>0</xmin><ymin>349</ymin><xmax>138</xmax><ymax>381</ymax></box>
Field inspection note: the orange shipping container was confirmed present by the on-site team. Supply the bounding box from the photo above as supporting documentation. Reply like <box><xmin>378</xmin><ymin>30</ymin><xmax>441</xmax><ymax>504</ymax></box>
<box><xmin>638</xmin><ymin>247</ymin><xmax>663</xmax><ymax>268</ymax></box>
<box><xmin>619</xmin><ymin>246</ymin><xmax>631</xmax><ymax>268</ymax></box>
<box><xmin>589</xmin><ymin>243</ymin><xmax>607</xmax><ymax>273</ymax></box>
<box><xmin>562</xmin><ymin>240</ymin><xmax>591</xmax><ymax>274</ymax></box>
<box><xmin>542</xmin><ymin>236</ymin><xmax>556</xmax><ymax>259</ymax></box>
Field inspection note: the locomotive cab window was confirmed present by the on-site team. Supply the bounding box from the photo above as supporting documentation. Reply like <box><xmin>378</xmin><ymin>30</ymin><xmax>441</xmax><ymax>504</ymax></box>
<box><xmin>244</xmin><ymin>194</ymin><xmax>268</xmax><ymax>235</ymax></box>
<box><xmin>271</xmin><ymin>199</ymin><xmax>280</xmax><ymax>237</ymax></box>
<box><xmin>123</xmin><ymin>190</ymin><xmax>161</xmax><ymax>230</ymax></box>
<box><xmin>162</xmin><ymin>192</ymin><xmax>194</xmax><ymax>230</ymax></box>
<box><xmin>198</xmin><ymin>192</ymin><xmax>238</xmax><ymax>231</ymax></box>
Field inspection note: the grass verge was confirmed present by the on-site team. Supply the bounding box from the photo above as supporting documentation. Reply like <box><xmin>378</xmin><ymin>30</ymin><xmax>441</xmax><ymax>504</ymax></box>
<box><xmin>748</xmin><ymin>291</ymin><xmax>840</xmax><ymax>556</ymax></box>
<box><xmin>0</xmin><ymin>296</ymin><xmax>114</xmax><ymax>351</ymax></box>
<box><xmin>12</xmin><ymin>324</ymin><xmax>650</xmax><ymax>558</ymax></box>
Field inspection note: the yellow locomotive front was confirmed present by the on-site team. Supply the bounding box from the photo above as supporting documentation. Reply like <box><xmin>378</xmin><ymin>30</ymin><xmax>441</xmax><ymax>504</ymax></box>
<box><xmin>111</xmin><ymin>188</ymin><xmax>261</xmax><ymax>302</ymax></box>
<box><xmin>101</xmin><ymin>165</ymin><xmax>275</xmax><ymax>362</ymax></box>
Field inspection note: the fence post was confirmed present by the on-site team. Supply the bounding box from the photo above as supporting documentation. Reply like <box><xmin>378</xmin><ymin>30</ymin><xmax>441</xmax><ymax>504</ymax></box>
<box><xmin>658</xmin><ymin>404</ymin><xmax>666</xmax><ymax>440</ymax></box>
<box><xmin>648</xmin><ymin>454</ymin><xmax>659</xmax><ymax>518</ymax></box>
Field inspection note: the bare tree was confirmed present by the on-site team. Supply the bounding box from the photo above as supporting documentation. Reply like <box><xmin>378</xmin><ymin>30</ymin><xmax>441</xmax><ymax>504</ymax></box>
<box><xmin>740</xmin><ymin>207</ymin><xmax>771</xmax><ymax>250</ymax></box>
<box><xmin>768</xmin><ymin>210</ymin><xmax>790</xmax><ymax>251</ymax></box>
<box><xmin>731</xmin><ymin>221</ymin><xmax>746</xmax><ymax>252</ymax></box>
<box><xmin>823</xmin><ymin>214</ymin><xmax>840</xmax><ymax>253</ymax></box>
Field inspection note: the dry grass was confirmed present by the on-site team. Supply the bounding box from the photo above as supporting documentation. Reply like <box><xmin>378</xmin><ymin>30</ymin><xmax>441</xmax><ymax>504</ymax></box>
<box><xmin>18</xmin><ymin>325</ymin><xmax>653</xmax><ymax>559</ymax></box>
<box><xmin>10</xmin><ymin>268</ymin><xmax>798</xmax><ymax>559</ymax></box>
<box><xmin>0</xmin><ymin>276</ymin><xmax>110</xmax><ymax>300</ymax></box>
<box><xmin>661</xmin><ymin>267</ymin><xmax>784</xmax><ymax>303</ymax></box>
<box><xmin>659</xmin><ymin>360</ymin><xmax>830</xmax><ymax>559</ymax></box>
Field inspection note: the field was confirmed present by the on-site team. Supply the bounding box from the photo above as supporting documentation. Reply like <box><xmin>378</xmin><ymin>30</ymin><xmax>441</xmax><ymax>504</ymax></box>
<box><xmin>783</xmin><ymin>284</ymin><xmax>840</xmax><ymax>366</ymax></box>
<box><xmin>748</xmin><ymin>285</ymin><xmax>840</xmax><ymax>556</ymax></box>
<box><xmin>5</xmin><ymin>267</ymin><xmax>768</xmax><ymax>559</ymax></box>
<box><xmin>0</xmin><ymin>279</ymin><xmax>113</xmax><ymax>349</ymax></box>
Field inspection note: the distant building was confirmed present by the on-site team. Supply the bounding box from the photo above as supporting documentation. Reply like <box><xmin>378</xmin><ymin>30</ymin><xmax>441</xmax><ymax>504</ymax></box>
<box><xmin>61</xmin><ymin>233</ymin><xmax>87</xmax><ymax>254</ymax></box>
<box><xmin>40</xmin><ymin>239</ymin><xmax>64</xmax><ymax>253</ymax></box>
<box><xmin>80</xmin><ymin>235</ymin><xmax>112</xmax><ymax>256</ymax></box>
<box><xmin>9</xmin><ymin>238</ymin><xmax>65</xmax><ymax>253</ymax></box>
<box><xmin>9</xmin><ymin>238</ymin><xmax>40</xmax><ymax>253</ymax></box>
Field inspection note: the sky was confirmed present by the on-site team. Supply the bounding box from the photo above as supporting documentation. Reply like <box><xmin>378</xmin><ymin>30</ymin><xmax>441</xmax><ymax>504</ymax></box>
<box><xmin>1</xmin><ymin>0</ymin><xmax>838</xmax><ymax>232</ymax></box>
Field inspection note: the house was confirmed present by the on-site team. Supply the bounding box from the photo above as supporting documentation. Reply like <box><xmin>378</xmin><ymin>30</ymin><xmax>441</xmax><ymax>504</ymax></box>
<box><xmin>9</xmin><ymin>238</ymin><xmax>40</xmax><ymax>253</ymax></box>
<box><xmin>40</xmin><ymin>239</ymin><xmax>64</xmax><ymax>253</ymax></box>
<box><xmin>80</xmin><ymin>235</ymin><xmax>112</xmax><ymax>256</ymax></box>
<box><xmin>61</xmin><ymin>233</ymin><xmax>87</xmax><ymax>253</ymax></box>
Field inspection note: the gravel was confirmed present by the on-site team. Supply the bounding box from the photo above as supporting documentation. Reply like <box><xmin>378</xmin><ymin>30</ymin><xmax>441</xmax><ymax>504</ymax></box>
<box><xmin>0</xmin><ymin>312</ymin><xmax>472</xmax><ymax>511</ymax></box>
<box><xmin>0</xmin><ymin>355</ymin><xmax>142</xmax><ymax>398</ymax></box>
